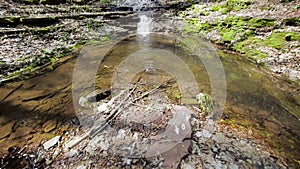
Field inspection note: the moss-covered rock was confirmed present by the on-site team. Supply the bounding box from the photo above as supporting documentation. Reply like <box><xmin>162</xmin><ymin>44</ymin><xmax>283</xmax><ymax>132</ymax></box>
<box><xmin>248</xmin><ymin>18</ymin><xmax>275</xmax><ymax>29</ymax></box>
<box><xmin>263</xmin><ymin>32</ymin><xmax>300</xmax><ymax>50</ymax></box>
<box><xmin>221</xmin><ymin>29</ymin><xmax>237</xmax><ymax>43</ymax></box>
<box><xmin>210</xmin><ymin>0</ymin><xmax>252</xmax><ymax>14</ymax></box>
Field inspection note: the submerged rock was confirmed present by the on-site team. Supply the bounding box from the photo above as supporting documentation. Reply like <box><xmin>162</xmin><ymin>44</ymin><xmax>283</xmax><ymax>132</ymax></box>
<box><xmin>0</xmin><ymin>121</ymin><xmax>16</xmax><ymax>139</ymax></box>
<box><xmin>79</xmin><ymin>96</ymin><xmax>90</xmax><ymax>108</ymax></box>
<box><xmin>86</xmin><ymin>89</ymin><xmax>111</xmax><ymax>102</ymax></box>
<box><xmin>42</xmin><ymin>120</ymin><xmax>57</xmax><ymax>133</ymax></box>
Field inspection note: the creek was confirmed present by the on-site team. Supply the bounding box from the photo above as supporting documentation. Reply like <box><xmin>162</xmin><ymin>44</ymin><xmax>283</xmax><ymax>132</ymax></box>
<box><xmin>0</xmin><ymin>1</ymin><xmax>299</xmax><ymax>168</ymax></box>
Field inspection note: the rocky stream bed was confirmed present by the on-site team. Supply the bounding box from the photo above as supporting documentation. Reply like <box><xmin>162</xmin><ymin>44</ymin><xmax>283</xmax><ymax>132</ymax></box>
<box><xmin>0</xmin><ymin>0</ymin><xmax>300</xmax><ymax>169</ymax></box>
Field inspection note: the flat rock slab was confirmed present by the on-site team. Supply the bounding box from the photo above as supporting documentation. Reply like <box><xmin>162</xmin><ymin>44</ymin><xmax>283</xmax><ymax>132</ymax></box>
<box><xmin>0</xmin><ymin>120</ymin><xmax>16</xmax><ymax>139</ymax></box>
<box><xmin>9</xmin><ymin>126</ymin><xmax>32</xmax><ymax>140</ymax></box>
<box><xmin>43</xmin><ymin>136</ymin><xmax>60</xmax><ymax>151</ymax></box>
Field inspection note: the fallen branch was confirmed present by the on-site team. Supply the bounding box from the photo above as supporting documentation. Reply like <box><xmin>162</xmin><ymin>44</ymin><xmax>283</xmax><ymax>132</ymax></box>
<box><xmin>64</xmin><ymin>89</ymin><xmax>130</xmax><ymax>150</ymax></box>
<box><xmin>64</xmin><ymin>78</ymin><xmax>176</xmax><ymax>149</ymax></box>
<box><xmin>90</xmin><ymin>78</ymin><xmax>176</xmax><ymax>137</ymax></box>
<box><xmin>89</xmin><ymin>86</ymin><xmax>136</xmax><ymax>138</ymax></box>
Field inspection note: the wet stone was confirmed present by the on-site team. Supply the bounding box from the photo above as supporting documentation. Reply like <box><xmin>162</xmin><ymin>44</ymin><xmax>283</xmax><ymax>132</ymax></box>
<box><xmin>79</xmin><ymin>96</ymin><xmax>90</xmax><ymax>108</ymax></box>
<box><xmin>42</xmin><ymin>120</ymin><xmax>57</xmax><ymax>133</ymax></box>
<box><xmin>161</xmin><ymin>140</ymin><xmax>191</xmax><ymax>169</ymax></box>
<box><xmin>0</xmin><ymin>120</ymin><xmax>16</xmax><ymax>139</ymax></box>
<box><xmin>86</xmin><ymin>89</ymin><xmax>111</xmax><ymax>102</ymax></box>
<box><xmin>9</xmin><ymin>126</ymin><xmax>32</xmax><ymax>140</ymax></box>
<box><xmin>202</xmin><ymin>129</ymin><xmax>212</xmax><ymax>138</ymax></box>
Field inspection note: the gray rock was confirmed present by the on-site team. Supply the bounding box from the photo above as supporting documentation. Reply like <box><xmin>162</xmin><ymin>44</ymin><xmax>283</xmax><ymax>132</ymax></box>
<box><xmin>229</xmin><ymin>164</ymin><xmax>239</xmax><ymax>169</ymax></box>
<box><xmin>76</xmin><ymin>164</ymin><xmax>88</xmax><ymax>169</ymax></box>
<box><xmin>79</xmin><ymin>96</ymin><xmax>90</xmax><ymax>108</ymax></box>
<box><xmin>182</xmin><ymin>163</ymin><xmax>194</xmax><ymax>169</ymax></box>
<box><xmin>84</xmin><ymin>145</ymin><xmax>96</xmax><ymax>156</ymax></box>
<box><xmin>43</xmin><ymin>136</ymin><xmax>60</xmax><ymax>151</ymax></box>
<box><xmin>35</xmin><ymin>150</ymin><xmax>45</xmax><ymax>163</ymax></box>
<box><xmin>66</xmin><ymin>149</ymin><xmax>79</xmax><ymax>158</ymax></box>
<box><xmin>202</xmin><ymin>129</ymin><xmax>212</xmax><ymax>138</ymax></box>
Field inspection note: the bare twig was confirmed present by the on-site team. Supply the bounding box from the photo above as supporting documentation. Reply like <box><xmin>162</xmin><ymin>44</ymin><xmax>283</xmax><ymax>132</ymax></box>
<box><xmin>89</xmin><ymin>86</ymin><xmax>136</xmax><ymax>138</ymax></box>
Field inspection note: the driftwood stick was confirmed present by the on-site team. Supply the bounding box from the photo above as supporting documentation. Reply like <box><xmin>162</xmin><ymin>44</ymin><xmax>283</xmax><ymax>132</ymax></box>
<box><xmin>89</xmin><ymin>87</ymin><xmax>136</xmax><ymax>138</ymax></box>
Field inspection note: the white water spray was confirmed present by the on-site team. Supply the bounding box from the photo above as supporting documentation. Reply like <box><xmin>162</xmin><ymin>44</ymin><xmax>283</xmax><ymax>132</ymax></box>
<box><xmin>137</xmin><ymin>14</ymin><xmax>153</xmax><ymax>36</ymax></box>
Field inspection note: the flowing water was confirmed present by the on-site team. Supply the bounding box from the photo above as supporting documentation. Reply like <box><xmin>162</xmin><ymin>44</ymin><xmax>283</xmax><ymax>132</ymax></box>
<box><xmin>0</xmin><ymin>7</ymin><xmax>299</xmax><ymax>168</ymax></box>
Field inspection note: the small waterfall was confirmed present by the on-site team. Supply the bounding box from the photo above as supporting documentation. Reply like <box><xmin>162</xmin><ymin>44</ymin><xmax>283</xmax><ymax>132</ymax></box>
<box><xmin>118</xmin><ymin>0</ymin><xmax>154</xmax><ymax>11</ymax></box>
<box><xmin>117</xmin><ymin>0</ymin><xmax>154</xmax><ymax>36</ymax></box>
<box><xmin>137</xmin><ymin>14</ymin><xmax>153</xmax><ymax>36</ymax></box>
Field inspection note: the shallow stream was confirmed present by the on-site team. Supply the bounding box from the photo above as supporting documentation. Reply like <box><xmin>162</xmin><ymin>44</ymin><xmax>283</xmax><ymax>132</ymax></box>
<box><xmin>0</xmin><ymin>11</ymin><xmax>299</xmax><ymax>167</ymax></box>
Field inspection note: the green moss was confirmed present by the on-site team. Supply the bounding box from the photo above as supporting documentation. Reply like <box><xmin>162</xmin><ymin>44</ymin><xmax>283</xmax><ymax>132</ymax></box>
<box><xmin>200</xmin><ymin>11</ymin><xmax>210</xmax><ymax>16</ymax></box>
<box><xmin>248</xmin><ymin>18</ymin><xmax>275</xmax><ymax>29</ymax></box>
<box><xmin>193</xmin><ymin>6</ymin><xmax>201</xmax><ymax>13</ymax></box>
<box><xmin>234</xmin><ymin>37</ymin><xmax>268</xmax><ymax>60</ymax></box>
<box><xmin>69</xmin><ymin>42</ymin><xmax>85</xmax><ymax>51</ymax></box>
<box><xmin>174</xmin><ymin>92</ymin><xmax>182</xmax><ymax>99</ymax></box>
<box><xmin>48</xmin><ymin>65</ymin><xmax>54</xmax><ymax>71</ymax></box>
<box><xmin>183</xmin><ymin>19</ymin><xmax>213</xmax><ymax>33</ymax></box>
<box><xmin>214</xmin><ymin>16</ymin><xmax>273</xmax><ymax>44</ymax></box>
<box><xmin>5</xmin><ymin>18</ymin><xmax>14</xmax><ymax>23</ymax></box>
<box><xmin>291</xmin><ymin>5</ymin><xmax>300</xmax><ymax>11</ymax></box>
<box><xmin>263</xmin><ymin>32</ymin><xmax>300</xmax><ymax>50</ymax></box>
<box><xmin>100</xmin><ymin>36</ymin><xmax>111</xmax><ymax>42</ymax></box>
<box><xmin>23</xmin><ymin>65</ymin><xmax>34</xmax><ymax>72</ymax></box>
<box><xmin>234</xmin><ymin>36</ymin><xmax>261</xmax><ymax>50</ymax></box>
<box><xmin>23</xmin><ymin>0</ymin><xmax>34</xmax><ymax>3</ymax></box>
<box><xmin>181</xmin><ymin>4</ymin><xmax>298</xmax><ymax>64</ymax></box>
<box><xmin>222</xmin><ymin>29</ymin><xmax>237</xmax><ymax>42</ymax></box>
<box><xmin>210</xmin><ymin>0</ymin><xmax>252</xmax><ymax>14</ymax></box>
<box><xmin>248</xmin><ymin>49</ymin><xmax>269</xmax><ymax>60</ymax></box>
<box><xmin>210</xmin><ymin>4</ymin><xmax>230</xmax><ymax>14</ymax></box>
<box><xmin>217</xmin><ymin>16</ymin><xmax>274</xmax><ymax>30</ymax></box>
<box><xmin>196</xmin><ymin>22</ymin><xmax>213</xmax><ymax>32</ymax></box>
<box><xmin>7</xmin><ymin>70</ymin><xmax>22</xmax><ymax>77</ymax></box>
